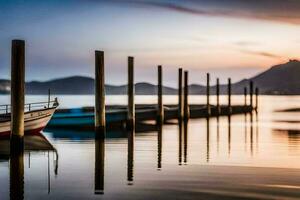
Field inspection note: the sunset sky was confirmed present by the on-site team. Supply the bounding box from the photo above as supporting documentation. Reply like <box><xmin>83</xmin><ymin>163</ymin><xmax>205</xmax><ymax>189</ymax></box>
<box><xmin>0</xmin><ymin>0</ymin><xmax>300</xmax><ymax>86</ymax></box>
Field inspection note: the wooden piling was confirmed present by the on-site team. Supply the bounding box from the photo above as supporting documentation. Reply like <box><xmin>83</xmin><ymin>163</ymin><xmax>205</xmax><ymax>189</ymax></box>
<box><xmin>216</xmin><ymin>78</ymin><xmax>220</xmax><ymax>115</ymax></box>
<box><xmin>184</xmin><ymin>71</ymin><xmax>189</xmax><ymax>120</ymax></box>
<box><xmin>255</xmin><ymin>87</ymin><xmax>259</xmax><ymax>110</ymax></box>
<box><xmin>206</xmin><ymin>73</ymin><xmax>211</xmax><ymax>116</ymax></box>
<box><xmin>95</xmin><ymin>51</ymin><xmax>106</xmax><ymax>132</ymax></box>
<box><xmin>228</xmin><ymin>78</ymin><xmax>231</xmax><ymax>115</ymax></box>
<box><xmin>250</xmin><ymin>81</ymin><xmax>253</xmax><ymax>108</ymax></box>
<box><xmin>11</xmin><ymin>40</ymin><xmax>25</xmax><ymax>141</ymax></box>
<box><xmin>157</xmin><ymin>65</ymin><xmax>164</xmax><ymax>123</ymax></box>
<box><xmin>178</xmin><ymin>68</ymin><xmax>183</xmax><ymax>119</ymax></box>
<box><xmin>244</xmin><ymin>87</ymin><xmax>247</xmax><ymax>107</ymax></box>
<box><xmin>127</xmin><ymin>56</ymin><xmax>135</xmax><ymax>129</ymax></box>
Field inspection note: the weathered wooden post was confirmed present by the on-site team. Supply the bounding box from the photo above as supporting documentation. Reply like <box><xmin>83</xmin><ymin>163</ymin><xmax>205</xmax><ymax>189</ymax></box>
<box><xmin>184</xmin><ymin>71</ymin><xmax>189</xmax><ymax>120</ymax></box>
<box><xmin>157</xmin><ymin>65</ymin><xmax>164</xmax><ymax>124</ymax></box>
<box><xmin>11</xmin><ymin>40</ymin><xmax>25</xmax><ymax>143</ymax></box>
<box><xmin>94</xmin><ymin>134</ymin><xmax>105</xmax><ymax>195</ymax></box>
<box><xmin>127</xmin><ymin>56</ymin><xmax>135</xmax><ymax>129</ymax></box>
<box><xmin>206</xmin><ymin>73</ymin><xmax>211</xmax><ymax>116</ymax></box>
<box><xmin>228</xmin><ymin>78</ymin><xmax>232</xmax><ymax>115</ymax></box>
<box><xmin>250</xmin><ymin>80</ymin><xmax>253</xmax><ymax>109</ymax></box>
<box><xmin>244</xmin><ymin>87</ymin><xmax>247</xmax><ymax>107</ymax></box>
<box><xmin>216</xmin><ymin>78</ymin><xmax>220</xmax><ymax>115</ymax></box>
<box><xmin>178</xmin><ymin>68</ymin><xmax>183</xmax><ymax>119</ymax></box>
<box><xmin>95</xmin><ymin>51</ymin><xmax>106</xmax><ymax>133</ymax></box>
<box><xmin>255</xmin><ymin>87</ymin><xmax>259</xmax><ymax>111</ymax></box>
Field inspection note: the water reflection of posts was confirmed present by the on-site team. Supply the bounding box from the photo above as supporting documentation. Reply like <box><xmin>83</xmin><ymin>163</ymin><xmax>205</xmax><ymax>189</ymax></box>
<box><xmin>178</xmin><ymin>68</ymin><xmax>183</xmax><ymax>120</ymax></box>
<box><xmin>183</xmin><ymin>120</ymin><xmax>188</xmax><ymax>164</ymax></box>
<box><xmin>127</xmin><ymin>128</ymin><xmax>134</xmax><ymax>184</ymax></box>
<box><xmin>157</xmin><ymin>65</ymin><xmax>164</xmax><ymax>124</ymax></box>
<box><xmin>178</xmin><ymin>121</ymin><xmax>183</xmax><ymax>165</ymax></box>
<box><xmin>10</xmin><ymin>142</ymin><xmax>24</xmax><ymax>200</ymax></box>
<box><xmin>127</xmin><ymin>56</ymin><xmax>135</xmax><ymax>130</ymax></box>
<box><xmin>157</xmin><ymin>124</ymin><xmax>162</xmax><ymax>169</ymax></box>
<box><xmin>47</xmin><ymin>151</ymin><xmax>51</xmax><ymax>194</ymax></box>
<box><xmin>54</xmin><ymin>151</ymin><xmax>59</xmax><ymax>176</ymax></box>
<box><xmin>244</xmin><ymin>113</ymin><xmax>247</xmax><ymax>152</ymax></box>
<box><xmin>28</xmin><ymin>152</ymin><xmax>30</xmax><ymax>168</ymax></box>
<box><xmin>228</xmin><ymin>115</ymin><xmax>231</xmax><ymax>156</ymax></box>
<box><xmin>216</xmin><ymin>116</ymin><xmax>220</xmax><ymax>154</ymax></box>
<box><xmin>255</xmin><ymin>109</ymin><xmax>259</xmax><ymax>154</ymax></box>
<box><xmin>94</xmin><ymin>131</ymin><xmax>105</xmax><ymax>194</ymax></box>
<box><xmin>206</xmin><ymin>117</ymin><xmax>210</xmax><ymax>163</ymax></box>
<box><xmin>206</xmin><ymin>73</ymin><xmax>211</xmax><ymax>116</ymax></box>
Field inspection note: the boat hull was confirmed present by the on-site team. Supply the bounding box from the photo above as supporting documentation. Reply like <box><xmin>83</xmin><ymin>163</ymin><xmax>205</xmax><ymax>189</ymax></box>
<box><xmin>0</xmin><ymin>107</ymin><xmax>56</xmax><ymax>137</ymax></box>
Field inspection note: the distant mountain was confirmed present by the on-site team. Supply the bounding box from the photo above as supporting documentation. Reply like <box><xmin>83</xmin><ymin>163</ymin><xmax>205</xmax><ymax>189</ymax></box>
<box><xmin>26</xmin><ymin>76</ymin><xmax>95</xmax><ymax>94</ymax></box>
<box><xmin>0</xmin><ymin>76</ymin><xmax>177</xmax><ymax>95</ymax></box>
<box><xmin>232</xmin><ymin>60</ymin><xmax>300</xmax><ymax>94</ymax></box>
<box><xmin>0</xmin><ymin>60</ymin><xmax>300</xmax><ymax>95</ymax></box>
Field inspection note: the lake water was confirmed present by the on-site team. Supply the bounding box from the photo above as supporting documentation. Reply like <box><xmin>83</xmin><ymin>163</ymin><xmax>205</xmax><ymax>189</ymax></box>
<box><xmin>1</xmin><ymin>95</ymin><xmax>300</xmax><ymax>199</ymax></box>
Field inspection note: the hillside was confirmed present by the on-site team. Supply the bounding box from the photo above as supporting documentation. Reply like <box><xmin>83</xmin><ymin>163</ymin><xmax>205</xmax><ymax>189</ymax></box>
<box><xmin>0</xmin><ymin>60</ymin><xmax>300</xmax><ymax>95</ymax></box>
<box><xmin>233</xmin><ymin>60</ymin><xmax>300</xmax><ymax>94</ymax></box>
<box><xmin>0</xmin><ymin>76</ymin><xmax>178</xmax><ymax>95</ymax></box>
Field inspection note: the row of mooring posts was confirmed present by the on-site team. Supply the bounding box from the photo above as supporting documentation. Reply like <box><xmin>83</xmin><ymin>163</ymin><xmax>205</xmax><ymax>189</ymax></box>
<box><xmin>9</xmin><ymin>39</ymin><xmax>259</xmax><ymax>139</ymax></box>
<box><xmin>93</xmin><ymin>51</ymin><xmax>260</xmax><ymax>135</ymax></box>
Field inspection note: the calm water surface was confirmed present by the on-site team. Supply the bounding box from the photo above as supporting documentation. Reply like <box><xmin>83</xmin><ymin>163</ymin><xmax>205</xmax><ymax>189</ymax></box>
<box><xmin>0</xmin><ymin>95</ymin><xmax>300</xmax><ymax>199</ymax></box>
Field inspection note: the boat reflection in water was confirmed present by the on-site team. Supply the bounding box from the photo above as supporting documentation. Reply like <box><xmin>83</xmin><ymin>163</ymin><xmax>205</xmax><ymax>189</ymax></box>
<box><xmin>0</xmin><ymin>132</ymin><xmax>58</xmax><ymax>200</ymax></box>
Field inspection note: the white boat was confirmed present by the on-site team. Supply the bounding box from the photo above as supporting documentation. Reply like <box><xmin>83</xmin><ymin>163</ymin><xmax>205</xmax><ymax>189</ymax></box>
<box><xmin>0</xmin><ymin>99</ymin><xmax>58</xmax><ymax>137</ymax></box>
